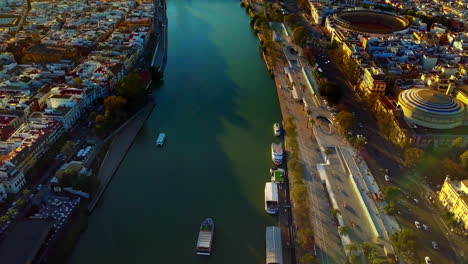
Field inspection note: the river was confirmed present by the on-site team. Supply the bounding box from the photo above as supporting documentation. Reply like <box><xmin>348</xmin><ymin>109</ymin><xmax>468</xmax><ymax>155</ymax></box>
<box><xmin>69</xmin><ymin>0</ymin><xmax>281</xmax><ymax>263</ymax></box>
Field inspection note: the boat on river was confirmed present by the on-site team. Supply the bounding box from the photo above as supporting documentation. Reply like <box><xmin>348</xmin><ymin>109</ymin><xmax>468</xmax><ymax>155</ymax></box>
<box><xmin>271</xmin><ymin>143</ymin><xmax>283</xmax><ymax>165</ymax></box>
<box><xmin>265</xmin><ymin>182</ymin><xmax>279</xmax><ymax>214</ymax></box>
<box><xmin>196</xmin><ymin>218</ymin><xmax>214</xmax><ymax>256</ymax></box>
<box><xmin>273</xmin><ymin>123</ymin><xmax>281</xmax><ymax>137</ymax></box>
<box><xmin>156</xmin><ymin>133</ymin><xmax>166</xmax><ymax>147</ymax></box>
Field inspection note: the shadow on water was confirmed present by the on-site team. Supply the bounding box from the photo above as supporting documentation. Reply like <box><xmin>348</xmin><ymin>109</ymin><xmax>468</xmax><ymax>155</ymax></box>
<box><xmin>69</xmin><ymin>0</ymin><xmax>281</xmax><ymax>264</ymax></box>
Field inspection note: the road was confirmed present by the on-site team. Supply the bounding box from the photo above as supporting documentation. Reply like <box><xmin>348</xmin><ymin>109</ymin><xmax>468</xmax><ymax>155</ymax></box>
<box><xmin>291</xmin><ymin>5</ymin><xmax>465</xmax><ymax>263</ymax></box>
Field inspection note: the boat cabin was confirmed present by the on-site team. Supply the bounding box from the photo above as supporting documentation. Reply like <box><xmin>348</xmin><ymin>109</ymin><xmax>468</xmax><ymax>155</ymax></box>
<box><xmin>266</xmin><ymin>226</ymin><xmax>283</xmax><ymax>264</ymax></box>
<box><xmin>156</xmin><ymin>133</ymin><xmax>166</xmax><ymax>147</ymax></box>
<box><xmin>265</xmin><ymin>182</ymin><xmax>279</xmax><ymax>214</ymax></box>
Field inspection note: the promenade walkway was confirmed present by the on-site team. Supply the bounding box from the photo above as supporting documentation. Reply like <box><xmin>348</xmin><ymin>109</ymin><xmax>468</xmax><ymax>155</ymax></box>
<box><xmin>88</xmin><ymin>102</ymin><xmax>155</xmax><ymax>212</ymax></box>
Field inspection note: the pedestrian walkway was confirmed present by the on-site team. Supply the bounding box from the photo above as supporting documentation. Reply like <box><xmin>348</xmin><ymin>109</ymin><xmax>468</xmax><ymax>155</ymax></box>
<box><xmin>88</xmin><ymin>103</ymin><xmax>155</xmax><ymax>212</ymax></box>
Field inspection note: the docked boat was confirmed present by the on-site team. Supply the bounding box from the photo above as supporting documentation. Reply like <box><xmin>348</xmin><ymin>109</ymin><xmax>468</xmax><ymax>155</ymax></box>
<box><xmin>156</xmin><ymin>133</ymin><xmax>166</xmax><ymax>147</ymax></box>
<box><xmin>270</xmin><ymin>168</ymin><xmax>285</xmax><ymax>183</ymax></box>
<box><xmin>196</xmin><ymin>218</ymin><xmax>214</xmax><ymax>256</ymax></box>
<box><xmin>271</xmin><ymin>143</ymin><xmax>283</xmax><ymax>165</ymax></box>
<box><xmin>265</xmin><ymin>182</ymin><xmax>279</xmax><ymax>214</ymax></box>
<box><xmin>266</xmin><ymin>226</ymin><xmax>283</xmax><ymax>264</ymax></box>
<box><xmin>273</xmin><ymin>123</ymin><xmax>281</xmax><ymax>137</ymax></box>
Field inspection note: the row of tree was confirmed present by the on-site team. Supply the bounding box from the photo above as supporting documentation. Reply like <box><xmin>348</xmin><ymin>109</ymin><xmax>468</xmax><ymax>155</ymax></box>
<box><xmin>94</xmin><ymin>72</ymin><xmax>148</xmax><ymax>136</ymax></box>
<box><xmin>283</xmin><ymin>117</ymin><xmax>318</xmax><ymax>264</ymax></box>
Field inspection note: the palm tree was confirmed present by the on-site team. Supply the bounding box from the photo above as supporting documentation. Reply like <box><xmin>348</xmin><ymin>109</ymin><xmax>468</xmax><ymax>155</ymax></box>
<box><xmin>345</xmin><ymin>242</ymin><xmax>358</xmax><ymax>255</ymax></box>
<box><xmin>338</xmin><ymin>225</ymin><xmax>350</xmax><ymax>236</ymax></box>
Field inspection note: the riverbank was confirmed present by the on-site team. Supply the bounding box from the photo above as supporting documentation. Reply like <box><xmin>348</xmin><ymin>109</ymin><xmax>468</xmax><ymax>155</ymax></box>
<box><xmin>88</xmin><ymin>101</ymin><xmax>156</xmax><ymax>212</ymax></box>
<box><xmin>240</xmin><ymin>1</ymin><xmax>346</xmax><ymax>263</ymax></box>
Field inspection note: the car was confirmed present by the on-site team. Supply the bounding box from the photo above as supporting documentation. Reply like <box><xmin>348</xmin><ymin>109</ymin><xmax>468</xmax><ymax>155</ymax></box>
<box><xmin>414</xmin><ymin>221</ymin><xmax>421</xmax><ymax>229</ymax></box>
<box><xmin>423</xmin><ymin>224</ymin><xmax>429</xmax><ymax>230</ymax></box>
<box><xmin>425</xmin><ymin>256</ymin><xmax>431</xmax><ymax>264</ymax></box>
<box><xmin>384</xmin><ymin>175</ymin><xmax>390</xmax><ymax>181</ymax></box>
<box><xmin>358</xmin><ymin>122</ymin><xmax>364</xmax><ymax>128</ymax></box>
<box><xmin>413</xmin><ymin>198</ymin><xmax>419</xmax><ymax>204</ymax></box>
<box><xmin>431</xmin><ymin>241</ymin><xmax>438</xmax><ymax>250</ymax></box>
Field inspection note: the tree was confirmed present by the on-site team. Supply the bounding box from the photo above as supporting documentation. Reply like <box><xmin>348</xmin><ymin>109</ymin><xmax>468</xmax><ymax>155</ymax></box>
<box><xmin>291</xmin><ymin>183</ymin><xmax>308</xmax><ymax>203</ymax></box>
<box><xmin>391</xmin><ymin>228</ymin><xmax>417</xmax><ymax>261</ymax></box>
<box><xmin>0</xmin><ymin>215</ymin><xmax>9</xmax><ymax>224</ymax></box>
<box><xmin>332</xmin><ymin>208</ymin><xmax>341</xmax><ymax>217</ymax></box>
<box><xmin>361</xmin><ymin>242</ymin><xmax>380</xmax><ymax>263</ymax></box>
<box><xmin>15</xmin><ymin>199</ymin><xmax>24</xmax><ymax>208</ymax></box>
<box><xmin>73</xmin><ymin>173</ymin><xmax>89</xmax><ymax>190</ymax></box>
<box><xmin>319</xmin><ymin>81</ymin><xmax>342</xmax><ymax>104</ymax></box>
<box><xmin>300</xmin><ymin>253</ymin><xmax>319</xmax><ymax>264</ymax></box>
<box><xmin>338</xmin><ymin>225</ymin><xmax>350</xmax><ymax>236</ymax></box>
<box><xmin>383</xmin><ymin>202</ymin><xmax>398</xmax><ymax>216</ymax></box>
<box><xmin>104</xmin><ymin>95</ymin><xmax>127</xmax><ymax>114</ymax></box>
<box><xmin>116</xmin><ymin>73</ymin><xmax>146</xmax><ymax>109</ymax></box>
<box><xmin>345</xmin><ymin>242</ymin><xmax>358</xmax><ymax>255</ymax></box>
<box><xmin>298</xmin><ymin>0</ymin><xmax>310</xmax><ymax>11</ymax></box>
<box><xmin>8</xmin><ymin>208</ymin><xmax>17</xmax><ymax>216</ymax></box>
<box><xmin>283</xmin><ymin>14</ymin><xmax>299</xmax><ymax>26</ymax></box>
<box><xmin>460</xmin><ymin>150</ymin><xmax>468</xmax><ymax>168</ymax></box>
<box><xmin>60</xmin><ymin>140</ymin><xmax>75</xmax><ymax>157</ymax></box>
<box><xmin>95</xmin><ymin>114</ymin><xmax>108</xmax><ymax>132</ymax></box>
<box><xmin>402</xmin><ymin>147</ymin><xmax>424</xmax><ymax>167</ymax></box>
<box><xmin>425</xmin><ymin>158</ymin><xmax>466</xmax><ymax>183</ymax></box>
<box><xmin>361</xmin><ymin>242</ymin><xmax>377</xmax><ymax>256</ymax></box>
<box><xmin>451</xmin><ymin>137</ymin><xmax>464</xmax><ymax>149</ymax></box>
<box><xmin>382</xmin><ymin>186</ymin><xmax>400</xmax><ymax>203</ymax></box>
<box><xmin>334</xmin><ymin>111</ymin><xmax>354</xmax><ymax>133</ymax></box>
<box><xmin>22</xmin><ymin>189</ymin><xmax>30</xmax><ymax>196</ymax></box>
<box><xmin>58</xmin><ymin>169</ymin><xmax>78</xmax><ymax>187</ymax></box>
<box><xmin>297</xmin><ymin>227</ymin><xmax>314</xmax><ymax>249</ymax></box>
<box><xmin>442</xmin><ymin>211</ymin><xmax>458</xmax><ymax>228</ymax></box>
<box><xmin>292</xmin><ymin>26</ymin><xmax>307</xmax><ymax>46</ymax></box>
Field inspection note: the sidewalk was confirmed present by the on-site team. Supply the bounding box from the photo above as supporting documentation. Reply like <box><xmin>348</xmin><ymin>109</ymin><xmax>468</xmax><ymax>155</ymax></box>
<box><xmin>88</xmin><ymin>102</ymin><xmax>155</xmax><ymax>212</ymax></box>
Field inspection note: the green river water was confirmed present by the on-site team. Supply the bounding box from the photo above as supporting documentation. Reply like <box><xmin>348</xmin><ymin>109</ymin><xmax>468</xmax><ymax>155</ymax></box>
<box><xmin>69</xmin><ymin>0</ymin><xmax>281</xmax><ymax>263</ymax></box>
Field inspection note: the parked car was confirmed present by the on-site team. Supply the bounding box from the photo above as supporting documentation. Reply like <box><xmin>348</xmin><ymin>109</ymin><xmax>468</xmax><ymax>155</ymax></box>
<box><xmin>414</xmin><ymin>221</ymin><xmax>421</xmax><ymax>229</ymax></box>
<box><xmin>431</xmin><ymin>241</ymin><xmax>438</xmax><ymax>250</ymax></box>
<box><xmin>384</xmin><ymin>175</ymin><xmax>390</xmax><ymax>181</ymax></box>
<box><xmin>423</xmin><ymin>224</ymin><xmax>429</xmax><ymax>230</ymax></box>
<box><xmin>425</xmin><ymin>256</ymin><xmax>431</xmax><ymax>264</ymax></box>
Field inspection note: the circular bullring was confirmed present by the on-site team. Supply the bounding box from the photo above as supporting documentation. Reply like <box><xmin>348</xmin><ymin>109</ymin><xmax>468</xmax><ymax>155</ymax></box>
<box><xmin>398</xmin><ymin>89</ymin><xmax>465</xmax><ymax>129</ymax></box>
<box><xmin>333</xmin><ymin>10</ymin><xmax>410</xmax><ymax>35</ymax></box>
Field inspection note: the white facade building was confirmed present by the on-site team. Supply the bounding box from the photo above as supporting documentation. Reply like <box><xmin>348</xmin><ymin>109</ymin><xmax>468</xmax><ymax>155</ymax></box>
<box><xmin>0</xmin><ymin>162</ymin><xmax>26</xmax><ymax>193</ymax></box>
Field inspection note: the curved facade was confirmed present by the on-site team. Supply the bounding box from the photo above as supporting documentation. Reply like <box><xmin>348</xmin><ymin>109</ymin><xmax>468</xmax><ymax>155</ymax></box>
<box><xmin>333</xmin><ymin>10</ymin><xmax>410</xmax><ymax>36</ymax></box>
<box><xmin>398</xmin><ymin>89</ymin><xmax>466</xmax><ymax>129</ymax></box>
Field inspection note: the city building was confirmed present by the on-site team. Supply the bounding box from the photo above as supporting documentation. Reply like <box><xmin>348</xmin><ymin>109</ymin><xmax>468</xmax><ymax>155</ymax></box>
<box><xmin>0</xmin><ymin>219</ymin><xmax>55</xmax><ymax>264</ymax></box>
<box><xmin>22</xmin><ymin>44</ymin><xmax>79</xmax><ymax>64</ymax></box>
<box><xmin>0</xmin><ymin>161</ymin><xmax>26</xmax><ymax>193</ymax></box>
<box><xmin>398</xmin><ymin>88</ymin><xmax>466</xmax><ymax>130</ymax></box>
<box><xmin>0</xmin><ymin>183</ymin><xmax>6</xmax><ymax>201</ymax></box>
<box><xmin>439</xmin><ymin>177</ymin><xmax>468</xmax><ymax>230</ymax></box>
<box><xmin>361</xmin><ymin>67</ymin><xmax>387</xmax><ymax>95</ymax></box>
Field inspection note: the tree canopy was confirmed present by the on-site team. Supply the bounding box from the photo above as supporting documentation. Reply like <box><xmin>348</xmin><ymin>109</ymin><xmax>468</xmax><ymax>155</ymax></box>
<box><xmin>460</xmin><ymin>150</ymin><xmax>468</xmax><ymax>168</ymax></box>
<box><xmin>60</xmin><ymin>140</ymin><xmax>75</xmax><ymax>157</ymax></box>
<box><xmin>391</xmin><ymin>228</ymin><xmax>417</xmax><ymax>262</ymax></box>
<box><xmin>451</xmin><ymin>137</ymin><xmax>464</xmax><ymax>149</ymax></box>
<box><xmin>292</xmin><ymin>26</ymin><xmax>307</xmax><ymax>46</ymax></box>
<box><xmin>402</xmin><ymin>147</ymin><xmax>424</xmax><ymax>167</ymax></box>
<box><xmin>283</xmin><ymin>14</ymin><xmax>299</xmax><ymax>26</ymax></box>
<box><xmin>318</xmin><ymin>81</ymin><xmax>342</xmax><ymax>104</ymax></box>
<box><xmin>297</xmin><ymin>227</ymin><xmax>314</xmax><ymax>249</ymax></box>
<box><xmin>300</xmin><ymin>253</ymin><xmax>319</xmax><ymax>264</ymax></box>
<box><xmin>382</xmin><ymin>186</ymin><xmax>400</xmax><ymax>202</ymax></box>
<box><xmin>298</xmin><ymin>0</ymin><xmax>310</xmax><ymax>11</ymax></box>
<box><xmin>335</xmin><ymin>111</ymin><xmax>354</xmax><ymax>133</ymax></box>
<box><xmin>116</xmin><ymin>73</ymin><xmax>146</xmax><ymax>109</ymax></box>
